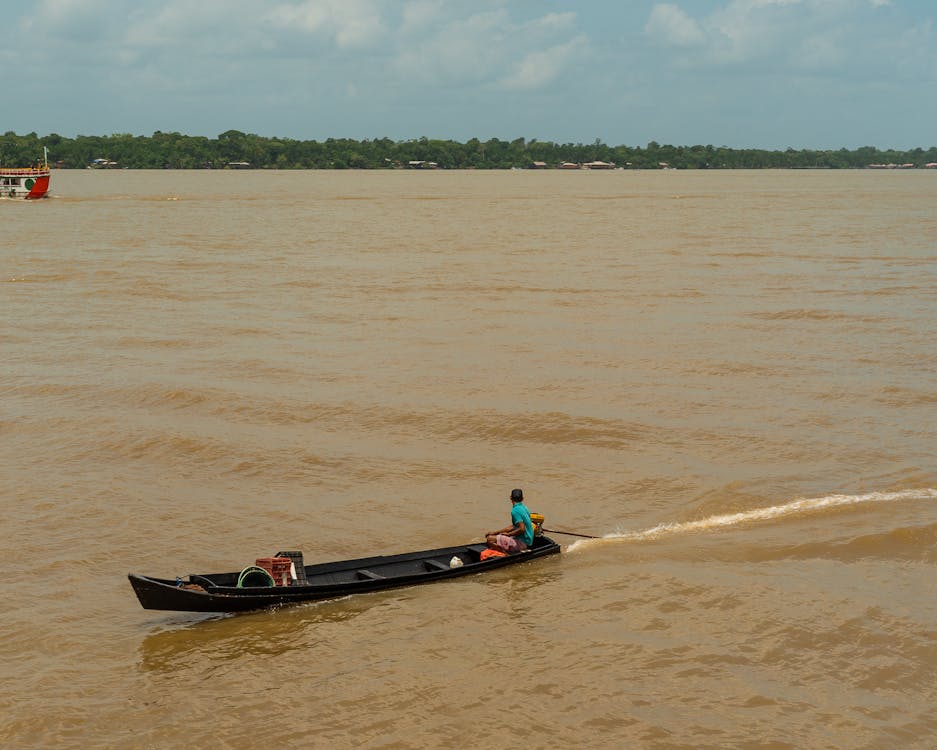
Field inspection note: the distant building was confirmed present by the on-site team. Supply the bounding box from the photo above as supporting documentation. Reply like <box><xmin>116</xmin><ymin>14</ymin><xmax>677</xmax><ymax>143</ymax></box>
<box><xmin>529</xmin><ymin>161</ymin><xmax>548</xmax><ymax>169</ymax></box>
<box><xmin>226</xmin><ymin>161</ymin><xmax>251</xmax><ymax>169</ymax></box>
<box><xmin>559</xmin><ymin>162</ymin><xmax>580</xmax><ymax>169</ymax></box>
<box><xmin>582</xmin><ymin>161</ymin><xmax>615</xmax><ymax>169</ymax></box>
<box><xmin>407</xmin><ymin>160</ymin><xmax>438</xmax><ymax>169</ymax></box>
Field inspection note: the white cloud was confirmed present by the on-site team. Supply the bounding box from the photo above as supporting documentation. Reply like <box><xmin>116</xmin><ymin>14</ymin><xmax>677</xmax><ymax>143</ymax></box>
<box><xmin>645</xmin><ymin>4</ymin><xmax>705</xmax><ymax>47</ymax></box>
<box><xmin>501</xmin><ymin>34</ymin><xmax>588</xmax><ymax>91</ymax></box>
<box><xmin>644</xmin><ymin>0</ymin><xmax>904</xmax><ymax>70</ymax></box>
<box><xmin>21</xmin><ymin>0</ymin><xmax>117</xmax><ymax>40</ymax></box>
<box><xmin>705</xmin><ymin>0</ymin><xmax>804</xmax><ymax>64</ymax></box>
<box><xmin>529</xmin><ymin>12</ymin><xmax>579</xmax><ymax>33</ymax></box>
<box><xmin>267</xmin><ymin>0</ymin><xmax>386</xmax><ymax>50</ymax></box>
<box><xmin>125</xmin><ymin>1</ymin><xmax>256</xmax><ymax>49</ymax></box>
<box><xmin>794</xmin><ymin>33</ymin><xmax>846</xmax><ymax>69</ymax></box>
<box><xmin>391</xmin><ymin>8</ymin><xmax>586</xmax><ymax>91</ymax></box>
<box><xmin>401</xmin><ymin>0</ymin><xmax>445</xmax><ymax>32</ymax></box>
<box><xmin>24</xmin><ymin>0</ymin><xmax>106</xmax><ymax>26</ymax></box>
<box><xmin>393</xmin><ymin>10</ymin><xmax>510</xmax><ymax>85</ymax></box>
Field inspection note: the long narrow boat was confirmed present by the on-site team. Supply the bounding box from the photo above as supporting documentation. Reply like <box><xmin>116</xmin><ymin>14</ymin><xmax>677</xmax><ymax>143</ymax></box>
<box><xmin>129</xmin><ymin>535</ymin><xmax>561</xmax><ymax>613</ymax></box>
<box><xmin>1</xmin><ymin>148</ymin><xmax>51</xmax><ymax>199</ymax></box>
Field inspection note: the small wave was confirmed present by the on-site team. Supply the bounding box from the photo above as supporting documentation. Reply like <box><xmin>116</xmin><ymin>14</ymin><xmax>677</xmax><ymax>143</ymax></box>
<box><xmin>713</xmin><ymin>251</ymin><xmax>771</xmax><ymax>259</ymax></box>
<box><xmin>749</xmin><ymin>308</ymin><xmax>882</xmax><ymax>323</ymax></box>
<box><xmin>876</xmin><ymin>387</ymin><xmax>937</xmax><ymax>408</ymax></box>
<box><xmin>681</xmin><ymin>360</ymin><xmax>778</xmax><ymax>377</ymax></box>
<box><xmin>4</xmin><ymin>273</ymin><xmax>76</xmax><ymax>283</ymax></box>
<box><xmin>568</xmin><ymin>488</ymin><xmax>937</xmax><ymax>551</ymax></box>
<box><xmin>94</xmin><ymin>431</ymin><xmax>233</xmax><ymax>463</ymax></box>
<box><xmin>743</xmin><ymin>522</ymin><xmax>937</xmax><ymax>564</ymax></box>
<box><xmin>116</xmin><ymin>336</ymin><xmax>197</xmax><ymax>350</ymax></box>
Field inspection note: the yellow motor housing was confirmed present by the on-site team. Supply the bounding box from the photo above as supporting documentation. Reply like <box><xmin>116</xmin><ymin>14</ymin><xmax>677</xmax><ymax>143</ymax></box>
<box><xmin>530</xmin><ymin>512</ymin><xmax>545</xmax><ymax>536</ymax></box>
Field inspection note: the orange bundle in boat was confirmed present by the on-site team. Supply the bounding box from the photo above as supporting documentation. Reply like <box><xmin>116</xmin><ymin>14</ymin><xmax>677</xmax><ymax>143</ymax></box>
<box><xmin>480</xmin><ymin>548</ymin><xmax>507</xmax><ymax>561</ymax></box>
<box><xmin>255</xmin><ymin>557</ymin><xmax>292</xmax><ymax>586</ymax></box>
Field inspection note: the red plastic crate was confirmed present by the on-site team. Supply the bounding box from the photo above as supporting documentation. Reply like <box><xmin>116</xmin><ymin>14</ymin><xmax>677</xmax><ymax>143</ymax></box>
<box><xmin>255</xmin><ymin>557</ymin><xmax>292</xmax><ymax>586</ymax></box>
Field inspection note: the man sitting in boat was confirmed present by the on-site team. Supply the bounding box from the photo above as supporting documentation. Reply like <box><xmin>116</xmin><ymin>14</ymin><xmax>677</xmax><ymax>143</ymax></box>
<box><xmin>485</xmin><ymin>488</ymin><xmax>535</xmax><ymax>554</ymax></box>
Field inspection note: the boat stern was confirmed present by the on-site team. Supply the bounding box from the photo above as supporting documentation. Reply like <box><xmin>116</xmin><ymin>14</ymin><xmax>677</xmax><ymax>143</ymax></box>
<box><xmin>25</xmin><ymin>173</ymin><xmax>50</xmax><ymax>199</ymax></box>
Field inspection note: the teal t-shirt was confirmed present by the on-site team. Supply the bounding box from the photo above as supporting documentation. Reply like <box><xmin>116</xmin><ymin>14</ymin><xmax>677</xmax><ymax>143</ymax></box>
<box><xmin>511</xmin><ymin>502</ymin><xmax>535</xmax><ymax>546</ymax></box>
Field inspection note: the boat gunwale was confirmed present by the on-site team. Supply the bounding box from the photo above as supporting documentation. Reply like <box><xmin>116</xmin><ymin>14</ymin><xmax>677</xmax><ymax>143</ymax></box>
<box><xmin>0</xmin><ymin>168</ymin><xmax>51</xmax><ymax>176</ymax></box>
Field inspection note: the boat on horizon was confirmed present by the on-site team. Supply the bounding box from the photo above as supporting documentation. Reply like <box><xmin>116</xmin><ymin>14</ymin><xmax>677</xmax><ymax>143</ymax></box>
<box><xmin>1</xmin><ymin>147</ymin><xmax>51</xmax><ymax>199</ymax></box>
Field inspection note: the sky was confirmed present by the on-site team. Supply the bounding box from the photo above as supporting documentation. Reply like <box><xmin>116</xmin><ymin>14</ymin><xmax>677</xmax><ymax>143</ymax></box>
<box><xmin>2</xmin><ymin>0</ymin><xmax>935</xmax><ymax>149</ymax></box>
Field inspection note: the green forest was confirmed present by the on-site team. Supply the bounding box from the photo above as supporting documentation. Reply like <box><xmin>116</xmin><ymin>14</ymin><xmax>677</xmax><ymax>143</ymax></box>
<box><xmin>3</xmin><ymin>130</ymin><xmax>936</xmax><ymax>170</ymax></box>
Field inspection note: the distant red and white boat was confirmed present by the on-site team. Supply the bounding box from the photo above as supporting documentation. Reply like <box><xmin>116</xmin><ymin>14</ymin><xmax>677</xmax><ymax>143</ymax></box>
<box><xmin>1</xmin><ymin>148</ymin><xmax>51</xmax><ymax>199</ymax></box>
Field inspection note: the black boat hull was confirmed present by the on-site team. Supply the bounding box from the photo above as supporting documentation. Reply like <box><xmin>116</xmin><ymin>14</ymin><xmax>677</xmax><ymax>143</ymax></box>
<box><xmin>129</xmin><ymin>536</ymin><xmax>560</xmax><ymax>613</ymax></box>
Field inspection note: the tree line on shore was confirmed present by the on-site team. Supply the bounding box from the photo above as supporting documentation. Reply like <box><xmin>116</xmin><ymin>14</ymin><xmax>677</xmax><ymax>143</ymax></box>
<box><xmin>3</xmin><ymin>130</ymin><xmax>936</xmax><ymax>170</ymax></box>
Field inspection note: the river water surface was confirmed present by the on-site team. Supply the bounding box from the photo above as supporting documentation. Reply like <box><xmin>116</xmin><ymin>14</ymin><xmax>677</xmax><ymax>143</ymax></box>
<box><xmin>3</xmin><ymin>169</ymin><xmax>937</xmax><ymax>749</ymax></box>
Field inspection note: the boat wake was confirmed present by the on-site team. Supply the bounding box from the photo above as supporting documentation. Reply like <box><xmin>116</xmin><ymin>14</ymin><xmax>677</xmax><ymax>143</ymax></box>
<box><xmin>567</xmin><ymin>488</ymin><xmax>937</xmax><ymax>552</ymax></box>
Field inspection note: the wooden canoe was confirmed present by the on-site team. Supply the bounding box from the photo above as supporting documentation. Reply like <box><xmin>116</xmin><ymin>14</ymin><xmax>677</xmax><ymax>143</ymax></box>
<box><xmin>129</xmin><ymin>535</ymin><xmax>560</xmax><ymax>613</ymax></box>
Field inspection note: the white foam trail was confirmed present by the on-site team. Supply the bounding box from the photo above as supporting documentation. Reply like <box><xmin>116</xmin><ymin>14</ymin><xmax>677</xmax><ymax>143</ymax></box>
<box><xmin>567</xmin><ymin>488</ymin><xmax>937</xmax><ymax>552</ymax></box>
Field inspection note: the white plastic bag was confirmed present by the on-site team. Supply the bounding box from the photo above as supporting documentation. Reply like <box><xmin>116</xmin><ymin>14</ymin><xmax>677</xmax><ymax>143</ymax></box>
<box><xmin>449</xmin><ymin>556</ymin><xmax>463</xmax><ymax>568</ymax></box>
